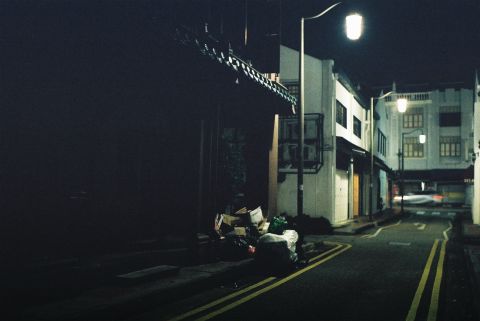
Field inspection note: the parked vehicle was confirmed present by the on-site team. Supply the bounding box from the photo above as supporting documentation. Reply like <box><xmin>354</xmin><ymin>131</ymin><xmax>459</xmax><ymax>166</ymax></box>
<box><xmin>393</xmin><ymin>190</ymin><xmax>443</xmax><ymax>206</ymax></box>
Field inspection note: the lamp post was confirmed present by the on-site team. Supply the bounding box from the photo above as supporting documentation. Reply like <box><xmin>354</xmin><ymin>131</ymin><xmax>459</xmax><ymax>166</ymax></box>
<box><xmin>368</xmin><ymin>93</ymin><xmax>407</xmax><ymax>221</ymax></box>
<box><xmin>398</xmin><ymin>129</ymin><xmax>426</xmax><ymax>215</ymax></box>
<box><xmin>298</xmin><ymin>2</ymin><xmax>362</xmax><ymax>219</ymax></box>
<box><xmin>295</xmin><ymin>3</ymin><xmax>361</xmax><ymax>261</ymax></box>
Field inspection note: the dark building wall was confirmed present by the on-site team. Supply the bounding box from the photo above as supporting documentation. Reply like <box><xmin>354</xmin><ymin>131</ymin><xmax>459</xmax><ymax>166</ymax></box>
<box><xmin>1</xmin><ymin>1</ymin><xmax>286</xmax><ymax>264</ymax></box>
<box><xmin>0</xmin><ymin>1</ymin><xmax>197</xmax><ymax>262</ymax></box>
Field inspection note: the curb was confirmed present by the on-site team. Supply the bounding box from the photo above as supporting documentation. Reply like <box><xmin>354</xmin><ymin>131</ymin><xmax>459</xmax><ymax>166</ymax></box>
<box><xmin>376</xmin><ymin>213</ymin><xmax>405</xmax><ymax>226</ymax></box>
<box><xmin>464</xmin><ymin>246</ymin><xmax>480</xmax><ymax>321</ymax></box>
<box><xmin>333</xmin><ymin>211</ymin><xmax>406</xmax><ymax>235</ymax></box>
<box><xmin>334</xmin><ymin>222</ymin><xmax>375</xmax><ymax>235</ymax></box>
<box><xmin>21</xmin><ymin>259</ymin><xmax>255</xmax><ymax>321</ymax></box>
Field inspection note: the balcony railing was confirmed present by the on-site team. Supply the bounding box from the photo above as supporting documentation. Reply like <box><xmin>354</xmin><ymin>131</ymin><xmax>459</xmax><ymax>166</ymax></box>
<box><xmin>385</xmin><ymin>92</ymin><xmax>431</xmax><ymax>102</ymax></box>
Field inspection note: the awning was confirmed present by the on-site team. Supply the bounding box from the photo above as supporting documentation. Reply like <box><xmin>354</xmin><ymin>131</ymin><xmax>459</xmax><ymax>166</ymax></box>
<box><xmin>336</xmin><ymin>137</ymin><xmax>395</xmax><ymax>175</ymax></box>
<box><xmin>403</xmin><ymin>167</ymin><xmax>473</xmax><ymax>182</ymax></box>
<box><xmin>374</xmin><ymin>156</ymin><xmax>395</xmax><ymax>175</ymax></box>
<box><xmin>335</xmin><ymin>137</ymin><xmax>368</xmax><ymax>170</ymax></box>
<box><xmin>336</xmin><ymin>137</ymin><xmax>368</xmax><ymax>158</ymax></box>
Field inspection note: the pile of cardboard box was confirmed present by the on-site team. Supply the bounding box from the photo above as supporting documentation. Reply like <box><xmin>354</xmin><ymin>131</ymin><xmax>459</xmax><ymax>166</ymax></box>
<box><xmin>214</xmin><ymin>206</ymin><xmax>269</xmax><ymax>238</ymax></box>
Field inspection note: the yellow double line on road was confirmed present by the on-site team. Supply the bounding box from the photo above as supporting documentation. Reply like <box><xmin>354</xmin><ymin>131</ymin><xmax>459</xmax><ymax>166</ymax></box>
<box><xmin>166</xmin><ymin>242</ymin><xmax>350</xmax><ymax>321</ymax></box>
<box><xmin>405</xmin><ymin>239</ymin><xmax>447</xmax><ymax>321</ymax></box>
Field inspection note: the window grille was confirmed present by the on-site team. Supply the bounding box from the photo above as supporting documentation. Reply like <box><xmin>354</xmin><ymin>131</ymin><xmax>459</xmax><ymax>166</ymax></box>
<box><xmin>336</xmin><ymin>101</ymin><xmax>347</xmax><ymax>128</ymax></box>
<box><xmin>403</xmin><ymin>107</ymin><xmax>423</xmax><ymax>128</ymax></box>
<box><xmin>440</xmin><ymin>136</ymin><xmax>461</xmax><ymax>157</ymax></box>
<box><xmin>403</xmin><ymin>136</ymin><xmax>424</xmax><ymax>158</ymax></box>
<box><xmin>279</xmin><ymin>113</ymin><xmax>324</xmax><ymax>173</ymax></box>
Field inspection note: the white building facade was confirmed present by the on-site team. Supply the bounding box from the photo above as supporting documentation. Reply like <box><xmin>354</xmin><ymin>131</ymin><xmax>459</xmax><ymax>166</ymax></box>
<box><xmin>380</xmin><ymin>84</ymin><xmax>475</xmax><ymax>206</ymax></box>
<box><xmin>473</xmin><ymin>74</ymin><xmax>480</xmax><ymax>224</ymax></box>
<box><xmin>277</xmin><ymin>46</ymin><xmax>389</xmax><ymax>224</ymax></box>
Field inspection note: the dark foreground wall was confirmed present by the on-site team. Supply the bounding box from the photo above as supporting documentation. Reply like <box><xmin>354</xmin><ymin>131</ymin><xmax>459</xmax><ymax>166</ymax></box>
<box><xmin>0</xmin><ymin>1</ymin><xmax>289</xmax><ymax>265</ymax></box>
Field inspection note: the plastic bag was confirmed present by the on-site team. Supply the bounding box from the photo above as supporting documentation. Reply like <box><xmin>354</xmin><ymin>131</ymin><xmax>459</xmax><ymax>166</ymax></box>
<box><xmin>255</xmin><ymin>230</ymin><xmax>298</xmax><ymax>269</ymax></box>
<box><xmin>267</xmin><ymin>216</ymin><xmax>288</xmax><ymax>235</ymax></box>
<box><xmin>282</xmin><ymin>230</ymin><xmax>299</xmax><ymax>253</ymax></box>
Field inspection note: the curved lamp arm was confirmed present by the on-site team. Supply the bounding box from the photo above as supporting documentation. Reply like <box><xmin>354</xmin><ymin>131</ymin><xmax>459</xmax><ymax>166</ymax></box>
<box><xmin>304</xmin><ymin>2</ymin><xmax>342</xmax><ymax>21</ymax></box>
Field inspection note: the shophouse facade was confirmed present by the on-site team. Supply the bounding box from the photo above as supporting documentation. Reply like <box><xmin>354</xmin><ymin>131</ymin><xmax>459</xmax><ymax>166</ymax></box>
<box><xmin>277</xmin><ymin>46</ymin><xmax>391</xmax><ymax>224</ymax></box>
<box><xmin>471</xmin><ymin>74</ymin><xmax>480</xmax><ymax>224</ymax></box>
<box><xmin>380</xmin><ymin>83</ymin><xmax>475</xmax><ymax>206</ymax></box>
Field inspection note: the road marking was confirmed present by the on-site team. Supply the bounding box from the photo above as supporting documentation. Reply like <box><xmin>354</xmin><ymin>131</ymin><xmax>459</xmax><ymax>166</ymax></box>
<box><xmin>166</xmin><ymin>276</ymin><xmax>276</xmax><ymax>321</ymax></box>
<box><xmin>389</xmin><ymin>242</ymin><xmax>411</xmax><ymax>246</ymax></box>
<box><xmin>443</xmin><ymin>222</ymin><xmax>453</xmax><ymax>241</ymax></box>
<box><xmin>194</xmin><ymin>243</ymin><xmax>352</xmax><ymax>321</ymax></box>
<box><xmin>362</xmin><ymin>220</ymin><xmax>402</xmax><ymax>238</ymax></box>
<box><xmin>427</xmin><ymin>240</ymin><xmax>447</xmax><ymax>321</ymax></box>
<box><xmin>310</xmin><ymin>242</ymin><xmax>344</xmax><ymax>262</ymax></box>
<box><xmin>416</xmin><ymin>211</ymin><xmax>426</xmax><ymax>215</ymax></box>
<box><xmin>166</xmin><ymin>243</ymin><xmax>345</xmax><ymax>321</ymax></box>
<box><xmin>447</xmin><ymin>212</ymin><xmax>456</xmax><ymax>217</ymax></box>
<box><xmin>405</xmin><ymin>239</ymin><xmax>439</xmax><ymax>321</ymax></box>
<box><xmin>431</xmin><ymin>211</ymin><xmax>440</xmax><ymax>216</ymax></box>
<box><xmin>413</xmin><ymin>222</ymin><xmax>426</xmax><ymax>230</ymax></box>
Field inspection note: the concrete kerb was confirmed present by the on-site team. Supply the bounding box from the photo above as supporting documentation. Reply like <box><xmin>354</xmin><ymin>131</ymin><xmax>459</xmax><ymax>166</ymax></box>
<box><xmin>333</xmin><ymin>209</ymin><xmax>407</xmax><ymax>235</ymax></box>
<box><xmin>462</xmin><ymin>220</ymin><xmax>480</xmax><ymax>245</ymax></box>
<box><xmin>375</xmin><ymin>210</ymin><xmax>408</xmax><ymax>226</ymax></box>
<box><xmin>333</xmin><ymin>223</ymin><xmax>373</xmax><ymax>235</ymax></box>
<box><xmin>464</xmin><ymin>246</ymin><xmax>480</xmax><ymax>321</ymax></box>
<box><xmin>21</xmin><ymin>259</ymin><xmax>255</xmax><ymax>321</ymax></box>
<box><xmin>461</xmin><ymin>218</ymin><xmax>480</xmax><ymax>321</ymax></box>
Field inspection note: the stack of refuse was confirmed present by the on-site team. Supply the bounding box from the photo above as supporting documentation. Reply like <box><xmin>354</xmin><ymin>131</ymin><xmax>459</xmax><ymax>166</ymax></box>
<box><xmin>214</xmin><ymin>209</ymin><xmax>300</xmax><ymax>271</ymax></box>
<box><xmin>214</xmin><ymin>207</ymin><xmax>268</xmax><ymax>260</ymax></box>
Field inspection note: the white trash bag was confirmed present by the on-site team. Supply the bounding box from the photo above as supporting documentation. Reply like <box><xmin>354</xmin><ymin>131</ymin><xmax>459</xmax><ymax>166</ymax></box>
<box><xmin>282</xmin><ymin>229</ymin><xmax>299</xmax><ymax>253</ymax></box>
<box><xmin>256</xmin><ymin>230</ymin><xmax>299</xmax><ymax>266</ymax></box>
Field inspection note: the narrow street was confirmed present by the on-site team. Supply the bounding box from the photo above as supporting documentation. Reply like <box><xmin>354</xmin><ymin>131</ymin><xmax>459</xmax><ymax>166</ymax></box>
<box><xmin>3</xmin><ymin>3</ymin><xmax>480</xmax><ymax>321</ymax></box>
<box><xmin>124</xmin><ymin>213</ymin><xmax>457</xmax><ymax>321</ymax></box>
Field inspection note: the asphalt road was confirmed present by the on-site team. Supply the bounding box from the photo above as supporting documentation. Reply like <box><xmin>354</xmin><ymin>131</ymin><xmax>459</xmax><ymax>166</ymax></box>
<box><xmin>125</xmin><ymin>212</ymin><xmax>457</xmax><ymax>321</ymax></box>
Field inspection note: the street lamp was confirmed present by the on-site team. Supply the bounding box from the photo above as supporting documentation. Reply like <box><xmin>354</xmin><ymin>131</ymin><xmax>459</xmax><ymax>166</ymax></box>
<box><xmin>398</xmin><ymin>129</ymin><xmax>426</xmax><ymax>215</ymax></box>
<box><xmin>298</xmin><ymin>2</ymin><xmax>362</xmax><ymax>219</ymax></box>
<box><xmin>295</xmin><ymin>2</ymin><xmax>361</xmax><ymax>261</ymax></box>
<box><xmin>369</xmin><ymin>92</ymin><xmax>407</xmax><ymax>221</ymax></box>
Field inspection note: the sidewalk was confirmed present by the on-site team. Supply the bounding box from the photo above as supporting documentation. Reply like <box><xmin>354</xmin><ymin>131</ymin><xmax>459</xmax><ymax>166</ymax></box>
<box><xmin>462</xmin><ymin>218</ymin><xmax>480</xmax><ymax>320</ymax></box>
<box><xmin>15</xmin><ymin>237</ymin><xmax>330</xmax><ymax>321</ymax></box>
<box><xmin>19</xmin><ymin>259</ymin><xmax>255</xmax><ymax>321</ymax></box>
<box><xmin>332</xmin><ymin>207</ymin><xmax>404</xmax><ymax>235</ymax></box>
<box><xmin>463</xmin><ymin>220</ymin><xmax>480</xmax><ymax>244</ymax></box>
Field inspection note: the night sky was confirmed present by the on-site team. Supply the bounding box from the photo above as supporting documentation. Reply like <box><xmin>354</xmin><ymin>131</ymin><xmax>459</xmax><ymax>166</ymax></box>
<box><xmin>281</xmin><ymin>0</ymin><xmax>480</xmax><ymax>87</ymax></box>
<box><xmin>2</xmin><ymin>0</ymin><xmax>479</xmax><ymax>90</ymax></box>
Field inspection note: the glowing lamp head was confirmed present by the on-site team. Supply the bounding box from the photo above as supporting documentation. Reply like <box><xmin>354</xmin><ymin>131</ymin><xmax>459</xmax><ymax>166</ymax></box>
<box><xmin>396</xmin><ymin>98</ymin><xmax>408</xmax><ymax>113</ymax></box>
<box><xmin>346</xmin><ymin>14</ymin><xmax>363</xmax><ymax>40</ymax></box>
<box><xmin>419</xmin><ymin>134</ymin><xmax>426</xmax><ymax>144</ymax></box>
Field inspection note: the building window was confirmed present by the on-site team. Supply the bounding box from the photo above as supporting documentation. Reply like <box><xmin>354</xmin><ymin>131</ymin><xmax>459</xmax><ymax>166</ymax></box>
<box><xmin>336</xmin><ymin>101</ymin><xmax>347</xmax><ymax>128</ymax></box>
<box><xmin>285</xmin><ymin>83</ymin><xmax>299</xmax><ymax>100</ymax></box>
<box><xmin>403</xmin><ymin>108</ymin><xmax>423</xmax><ymax>128</ymax></box>
<box><xmin>403</xmin><ymin>136</ymin><xmax>424</xmax><ymax>158</ymax></box>
<box><xmin>439</xmin><ymin>112</ymin><xmax>461</xmax><ymax>127</ymax></box>
<box><xmin>353</xmin><ymin>116</ymin><xmax>361</xmax><ymax>138</ymax></box>
<box><xmin>440</xmin><ymin>136</ymin><xmax>461</xmax><ymax>157</ymax></box>
<box><xmin>377</xmin><ymin>129</ymin><xmax>386</xmax><ymax>156</ymax></box>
